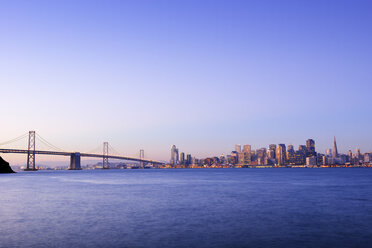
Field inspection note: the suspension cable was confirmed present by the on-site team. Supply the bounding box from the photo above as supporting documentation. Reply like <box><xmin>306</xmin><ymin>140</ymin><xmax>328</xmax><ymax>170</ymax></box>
<box><xmin>0</xmin><ymin>133</ymin><xmax>28</xmax><ymax>147</ymax></box>
<box><xmin>108</xmin><ymin>143</ymin><xmax>123</xmax><ymax>156</ymax></box>
<box><xmin>35</xmin><ymin>133</ymin><xmax>65</xmax><ymax>152</ymax></box>
<box><xmin>86</xmin><ymin>144</ymin><xmax>103</xmax><ymax>154</ymax></box>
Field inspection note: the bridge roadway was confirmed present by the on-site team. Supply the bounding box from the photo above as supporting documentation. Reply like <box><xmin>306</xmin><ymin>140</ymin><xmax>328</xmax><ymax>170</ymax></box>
<box><xmin>0</xmin><ymin>148</ymin><xmax>164</xmax><ymax>169</ymax></box>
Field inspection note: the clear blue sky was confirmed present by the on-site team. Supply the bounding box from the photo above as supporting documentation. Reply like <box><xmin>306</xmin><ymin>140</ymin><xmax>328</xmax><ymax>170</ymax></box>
<box><xmin>1</xmin><ymin>0</ymin><xmax>371</xmax><ymax>164</ymax></box>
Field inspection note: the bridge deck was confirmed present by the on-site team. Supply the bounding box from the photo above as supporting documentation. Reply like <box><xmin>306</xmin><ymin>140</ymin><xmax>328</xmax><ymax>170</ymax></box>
<box><xmin>0</xmin><ymin>148</ymin><xmax>163</xmax><ymax>164</ymax></box>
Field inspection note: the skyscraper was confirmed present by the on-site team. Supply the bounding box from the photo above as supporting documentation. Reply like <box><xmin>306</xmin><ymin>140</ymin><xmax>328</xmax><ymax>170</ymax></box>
<box><xmin>355</xmin><ymin>148</ymin><xmax>361</xmax><ymax>160</ymax></box>
<box><xmin>286</xmin><ymin>145</ymin><xmax>294</xmax><ymax>162</ymax></box>
<box><xmin>287</xmin><ymin>145</ymin><xmax>294</xmax><ymax>152</ymax></box>
<box><xmin>347</xmin><ymin>150</ymin><xmax>352</xmax><ymax>162</ymax></box>
<box><xmin>179</xmin><ymin>152</ymin><xmax>185</xmax><ymax>164</ymax></box>
<box><xmin>256</xmin><ymin>148</ymin><xmax>266</xmax><ymax>165</ymax></box>
<box><xmin>268</xmin><ymin>144</ymin><xmax>276</xmax><ymax>159</ymax></box>
<box><xmin>243</xmin><ymin>145</ymin><xmax>251</xmax><ymax>164</ymax></box>
<box><xmin>299</xmin><ymin>145</ymin><xmax>307</xmax><ymax>155</ymax></box>
<box><xmin>306</xmin><ymin>139</ymin><xmax>316</xmax><ymax>157</ymax></box>
<box><xmin>326</xmin><ymin>149</ymin><xmax>332</xmax><ymax>157</ymax></box>
<box><xmin>332</xmin><ymin>136</ymin><xmax>338</xmax><ymax>158</ymax></box>
<box><xmin>276</xmin><ymin>144</ymin><xmax>286</xmax><ymax>166</ymax></box>
<box><xmin>243</xmin><ymin>145</ymin><xmax>251</xmax><ymax>153</ymax></box>
<box><xmin>170</xmin><ymin>145</ymin><xmax>179</xmax><ymax>165</ymax></box>
<box><xmin>235</xmin><ymin>144</ymin><xmax>242</xmax><ymax>153</ymax></box>
<box><xmin>186</xmin><ymin>154</ymin><xmax>192</xmax><ymax>165</ymax></box>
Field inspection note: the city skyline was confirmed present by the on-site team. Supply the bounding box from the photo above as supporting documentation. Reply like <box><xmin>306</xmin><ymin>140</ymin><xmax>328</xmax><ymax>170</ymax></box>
<box><xmin>169</xmin><ymin>136</ymin><xmax>371</xmax><ymax>167</ymax></box>
<box><xmin>1</xmin><ymin>0</ymin><xmax>372</xmax><ymax>163</ymax></box>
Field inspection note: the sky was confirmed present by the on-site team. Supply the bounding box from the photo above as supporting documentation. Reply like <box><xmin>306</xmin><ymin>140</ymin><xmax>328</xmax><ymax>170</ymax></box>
<box><xmin>0</xmin><ymin>0</ymin><xmax>371</xmax><ymax>164</ymax></box>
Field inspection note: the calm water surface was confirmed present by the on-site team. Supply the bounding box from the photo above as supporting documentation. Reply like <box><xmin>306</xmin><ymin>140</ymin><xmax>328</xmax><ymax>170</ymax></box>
<box><xmin>1</xmin><ymin>168</ymin><xmax>372</xmax><ymax>248</ymax></box>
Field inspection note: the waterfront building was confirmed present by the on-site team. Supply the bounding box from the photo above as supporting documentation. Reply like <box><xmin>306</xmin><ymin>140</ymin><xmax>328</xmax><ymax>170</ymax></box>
<box><xmin>191</xmin><ymin>157</ymin><xmax>196</xmax><ymax>165</ymax></box>
<box><xmin>287</xmin><ymin>150</ymin><xmax>306</xmax><ymax>165</ymax></box>
<box><xmin>219</xmin><ymin>155</ymin><xmax>226</xmax><ymax>164</ymax></box>
<box><xmin>267</xmin><ymin>149</ymin><xmax>275</xmax><ymax>160</ymax></box>
<box><xmin>186</xmin><ymin>154</ymin><xmax>192</xmax><ymax>165</ymax></box>
<box><xmin>276</xmin><ymin>144</ymin><xmax>286</xmax><ymax>166</ymax></box>
<box><xmin>230</xmin><ymin>151</ymin><xmax>238</xmax><ymax>165</ymax></box>
<box><xmin>364</xmin><ymin>153</ymin><xmax>372</xmax><ymax>164</ymax></box>
<box><xmin>287</xmin><ymin>148</ymin><xmax>296</xmax><ymax>165</ymax></box>
<box><xmin>269</xmin><ymin>144</ymin><xmax>276</xmax><ymax>159</ymax></box>
<box><xmin>340</xmin><ymin>154</ymin><xmax>347</xmax><ymax>164</ymax></box>
<box><xmin>306</xmin><ymin>157</ymin><xmax>317</xmax><ymax>166</ymax></box>
<box><xmin>170</xmin><ymin>145</ymin><xmax>179</xmax><ymax>165</ymax></box>
<box><xmin>238</xmin><ymin>152</ymin><xmax>245</xmax><ymax>165</ymax></box>
<box><xmin>227</xmin><ymin>154</ymin><xmax>236</xmax><ymax>165</ymax></box>
<box><xmin>256</xmin><ymin>148</ymin><xmax>266</xmax><ymax>165</ymax></box>
<box><xmin>179</xmin><ymin>152</ymin><xmax>185</xmax><ymax>164</ymax></box>
<box><xmin>306</xmin><ymin>139</ymin><xmax>316</xmax><ymax>157</ymax></box>
<box><xmin>297</xmin><ymin>150</ymin><xmax>306</xmax><ymax>165</ymax></box>
<box><xmin>332</xmin><ymin>136</ymin><xmax>338</xmax><ymax>158</ymax></box>
<box><xmin>243</xmin><ymin>145</ymin><xmax>251</xmax><ymax>164</ymax></box>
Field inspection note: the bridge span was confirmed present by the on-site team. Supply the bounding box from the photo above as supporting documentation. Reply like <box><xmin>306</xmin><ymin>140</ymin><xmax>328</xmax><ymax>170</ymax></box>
<box><xmin>0</xmin><ymin>131</ymin><xmax>164</xmax><ymax>170</ymax></box>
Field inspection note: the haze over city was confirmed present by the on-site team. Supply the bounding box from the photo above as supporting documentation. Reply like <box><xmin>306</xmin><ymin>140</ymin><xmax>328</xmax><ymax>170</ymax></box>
<box><xmin>1</xmin><ymin>0</ymin><xmax>371</xmax><ymax>164</ymax></box>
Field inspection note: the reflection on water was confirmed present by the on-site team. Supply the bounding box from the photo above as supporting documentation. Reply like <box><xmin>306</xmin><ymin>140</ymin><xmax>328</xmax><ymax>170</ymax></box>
<box><xmin>1</xmin><ymin>168</ymin><xmax>372</xmax><ymax>248</ymax></box>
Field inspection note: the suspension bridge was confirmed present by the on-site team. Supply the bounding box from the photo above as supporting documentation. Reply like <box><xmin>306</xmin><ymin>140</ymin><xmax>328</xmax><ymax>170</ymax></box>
<box><xmin>0</xmin><ymin>131</ymin><xmax>164</xmax><ymax>171</ymax></box>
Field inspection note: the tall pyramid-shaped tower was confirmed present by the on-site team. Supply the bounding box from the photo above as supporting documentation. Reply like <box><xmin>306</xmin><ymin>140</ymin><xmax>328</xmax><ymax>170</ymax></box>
<box><xmin>332</xmin><ymin>136</ymin><xmax>338</xmax><ymax>158</ymax></box>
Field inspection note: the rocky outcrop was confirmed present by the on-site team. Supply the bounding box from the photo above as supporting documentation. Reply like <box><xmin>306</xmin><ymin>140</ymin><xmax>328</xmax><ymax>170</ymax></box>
<box><xmin>0</xmin><ymin>156</ymin><xmax>15</xmax><ymax>173</ymax></box>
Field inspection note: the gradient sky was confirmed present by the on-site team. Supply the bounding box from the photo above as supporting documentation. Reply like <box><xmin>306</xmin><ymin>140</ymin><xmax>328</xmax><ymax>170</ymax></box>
<box><xmin>1</xmin><ymin>0</ymin><xmax>371</xmax><ymax>164</ymax></box>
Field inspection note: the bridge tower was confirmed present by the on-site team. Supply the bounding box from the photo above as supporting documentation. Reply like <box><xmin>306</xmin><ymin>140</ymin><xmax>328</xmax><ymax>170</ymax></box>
<box><xmin>103</xmin><ymin>142</ymin><xmax>109</xmax><ymax>169</ymax></box>
<box><xmin>140</xmin><ymin>149</ymin><xmax>144</xmax><ymax>168</ymax></box>
<box><xmin>25</xmin><ymin>131</ymin><xmax>37</xmax><ymax>171</ymax></box>
<box><xmin>69</xmin><ymin>153</ymin><xmax>81</xmax><ymax>170</ymax></box>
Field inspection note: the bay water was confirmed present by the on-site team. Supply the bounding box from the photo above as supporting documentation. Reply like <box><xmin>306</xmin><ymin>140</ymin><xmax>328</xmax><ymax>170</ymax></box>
<box><xmin>1</xmin><ymin>168</ymin><xmax>372</xmax><ymax>248</ymax></box>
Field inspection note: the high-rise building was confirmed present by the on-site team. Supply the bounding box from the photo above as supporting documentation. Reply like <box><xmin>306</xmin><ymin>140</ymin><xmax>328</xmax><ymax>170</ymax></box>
<box><xmin>186</xmin><ymin>154</ymin><xmax>192</xmax><ymax>165</ymax></box>
<box><xmin>219</xmin><ymin>155</ymin><xmax>226</xmax><ymax>164</ymax></box>
<box><xmin>269</xmin><ymin>144</ymin><xmax>276</xmax><ymax>152</ymax></box>
<box><xmin>299</xmin><ymin>145</ymin><xmax>307</xmax><ymax>155</ymax></box>
<box><xmin>296</xmin><ymin>150</ymin><xmax>306</xmax><ymax>165</ymax></box>
<box><xmin>191</xmin><ymin>157</ymin><xmax>196</xmax><ymax>165</ymax></box>
<box><xmin>364</xmin><ymin>153</ymin><xmax>372</xmax><ymax>164</ymax></box>
<box><xmin>170</xmin><ymin>145</ymin><xmax>179</xmax><ymax>165</ymax></box>
<box><xmin>238</xmin><ymin>152</ymin><xmax>245</xmax><ymax>165</ymax></box>
<box><xmin>243</xmin><ymin>145</ymin><xmax>251</xmax><ymax>164</ymax></box>
<box><xmin>287</xmin><ymin>145</ymin><xmax>294</xmax><ymax>152</ymax></box>
<box><xmin>230</xmin><ymin>151</ymin><xmax>238</xmax><ymax>165</ymax></box>
<box><xmin>268</xmin><ymin>144</ymin><xmax>276</xmax><ymax>160</ymax></box>
<box><xmin>243</xmin><ymin>145</ymin><xmax>251</xmax><ymax>153</ymax></box>
<box><xmin>306</xmin><ymin>157</ymin><xmax>317</xmax><ymax>166</ymax></box>
<box><xmin>256</xmin><ymin>148</ymin><xmax>266</xmax><ymax>165</ymax></box>
<box><xmin>267</xmin><ymin>149</ymin><xmax>275</xmax><ymax>159</ymax></box>
<box><xmin>326</xmin><ymin>149</ymin><xmax>332</xmax><ymax>157</ymax></box>
<box><xmin>355</xmin><ymin>148</ymin><xmax>361</xmax><ymax>161</ymax></box>
<box><xmin>332</xmin><ymin>136</ymin><xmax>338</xmax><ymax>158</ymax></box>
<box><xmin>179</xmin><ymin>152</ymin><xmax>185</xmax><ymax>164</ymax></box>
<box><xmin>287</xmin><ymin>146</ymin><xmax>294</xmax><ymax>161</ymax></box>
<box><xmin>306</xmin><ymin>139</ymin><xmax>316</xmax><ymax>157</ymax></box>
<box><xmin>347</xmin><ymin>150</ymin><xmax>352</xmax><ymax>162</ymax></box>
<box><xmin>276</xmin><ymin>144</ymin><xmax>286</xmax><ymax>166</ymax></box>
<box><xmin>287</xmin><ymin>146</ymin><xmax>306</xmax><ymax>165</ymax></box>
<box><xmin>235</xmin><ymin>144</ymin><xmax>242</xmax><ymax>153</ymax></box>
